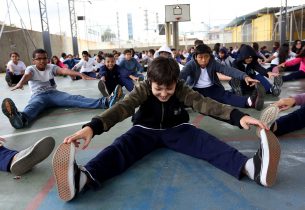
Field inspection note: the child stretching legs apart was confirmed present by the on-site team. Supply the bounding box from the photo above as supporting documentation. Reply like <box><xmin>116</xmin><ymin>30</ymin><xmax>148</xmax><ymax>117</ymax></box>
<box><xmin>52</xmin><ymin>57</ymin><xmax>281</xmax><ymax>201</ymax></box>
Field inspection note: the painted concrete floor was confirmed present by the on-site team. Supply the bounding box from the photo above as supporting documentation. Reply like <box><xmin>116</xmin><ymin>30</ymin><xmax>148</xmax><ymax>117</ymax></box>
<box><xmin>0</xmin><ymin>74</ymin><xmax>305</xmax><ymax>210</ymax></box>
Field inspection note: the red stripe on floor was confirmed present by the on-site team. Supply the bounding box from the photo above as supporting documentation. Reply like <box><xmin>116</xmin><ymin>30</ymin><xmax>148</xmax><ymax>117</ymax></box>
<box><xmin>25</xmin><ymin>176</ymin><xmax>55</xmax><ymax>210</ymax></box>
<box><xmin>192</xmin><ymin>114</ymin><xmax>204</xmax><ymax>127</ymax></box>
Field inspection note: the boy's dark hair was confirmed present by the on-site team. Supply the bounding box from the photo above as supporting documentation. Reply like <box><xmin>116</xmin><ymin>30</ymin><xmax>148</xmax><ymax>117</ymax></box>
<box><xmin>194</xmin><ymin>39</ymin><xmax>204</xmax><ymax>46</ymax></box>
<box><xmin>9</xmin><ymin>51</ymin><xmax>20</xmax><ymax>57</ymax></box>
<box><xmin>148</xmin><ymin>49</ymin><xmax>155</xmax><ymax>55</ymax></box>
<box><xmin>123</xmin><ymin>49</ymin><xmax>131</xmax><ymax>54</ymax></box>
<box><xmin>61</xmin><ymin>52</ymin><xmax>66</xmax><ymax>58</ymax></box>
<box><xmin>105</xmin><ymin>53</ymin><xmax>114</xmax><ymax>59</ymax></box>
<box><xmin>252</xmin><ymin>42</ymin><xmax>259</xmax><ymax>51</ymax></box>
<box><xmin>32</xmin><ymin>49</ymin><xmax>47</xmax><ymax>58</ymax></box>
<box><xmin>147</xmin><ymin>57</ymin><xmax>179</xmax><ymax>86</ymax></box>
<box><xmin>82</xmin><ymin>51</ymin><xmax>89</xmax><ymax>56</ymax></box>
<box><xmin>194</xmin><ymin>44</ymin><xmax>212</xmax><ymax>56</ymax></box>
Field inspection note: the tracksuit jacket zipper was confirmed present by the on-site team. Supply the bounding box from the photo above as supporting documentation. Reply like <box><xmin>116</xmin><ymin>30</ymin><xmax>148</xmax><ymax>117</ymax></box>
<box><xmin>160</xmin><ymin>103</ymin><xmax>164</xmax><ymax>129</ymax></box>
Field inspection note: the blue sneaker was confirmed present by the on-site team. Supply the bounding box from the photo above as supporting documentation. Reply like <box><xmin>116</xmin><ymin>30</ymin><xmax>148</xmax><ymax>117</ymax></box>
<box><xmin>108</xmin><ymin>85</ymin><xmax>123</xmax><ymax>108</ymax></box>
<box><xmin>2</xmin><ymin>98</ymin><xmax>24</xmax><ymax>129</ymax></box>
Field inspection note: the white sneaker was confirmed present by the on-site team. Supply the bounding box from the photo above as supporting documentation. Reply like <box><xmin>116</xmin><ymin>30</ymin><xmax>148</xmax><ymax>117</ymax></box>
<box><xmin>10</xmin><ymin>136</ymin><xmax>55</xmax><ymax>175</ymax></box>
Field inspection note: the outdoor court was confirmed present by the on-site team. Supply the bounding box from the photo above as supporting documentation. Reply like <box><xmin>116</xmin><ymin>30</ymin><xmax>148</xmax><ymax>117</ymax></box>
<box><xmin>1</xmin><ymin>74</ymin><xmax>305</xmax><ymax>210</ymax></box>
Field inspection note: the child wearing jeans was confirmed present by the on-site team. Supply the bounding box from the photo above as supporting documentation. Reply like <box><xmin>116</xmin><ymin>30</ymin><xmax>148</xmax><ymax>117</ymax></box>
<box><xmin>52</xmin><ymin>57</ymin><xmax>281</xmax><ymax>202</ymax></box>
<box><xmin>2</xmin><ymin>49</ymin><xmax>122</xmax><ymax>129</ymax></box>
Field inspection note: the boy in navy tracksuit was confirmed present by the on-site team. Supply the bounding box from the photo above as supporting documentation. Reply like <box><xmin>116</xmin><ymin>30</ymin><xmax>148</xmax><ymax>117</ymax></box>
<box><xmin>52</xmin><ymin>57</ymin><xmax>281</xmax><ymax>202</ymax></box>
<box><xmin>97</xmin><ymin>54</ymin><xmax>121</xmax><ymax>97</ymax></box>
<box><xmin>180</xmin><ymin>44</ymin><xmax>265</xmax><ymax>110</ymax></box>
<box><xmin>119</xmin><ymin>49</ymin><xmax>144</xmax><ymax>92</ymax></box>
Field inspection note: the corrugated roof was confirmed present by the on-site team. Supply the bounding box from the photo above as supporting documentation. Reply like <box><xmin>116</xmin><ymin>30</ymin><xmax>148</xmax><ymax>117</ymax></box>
<box><xmin>226</xmin><ymin>7</ymin><xmax>281</xmax><ymax>27</ymax></box>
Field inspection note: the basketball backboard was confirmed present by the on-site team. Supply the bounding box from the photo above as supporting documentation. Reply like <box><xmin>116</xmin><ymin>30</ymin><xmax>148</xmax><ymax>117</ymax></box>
<box><xmin>165</xmin><ymin>4</ymin><xmax>190</xmax><ymax>22</ymax></box>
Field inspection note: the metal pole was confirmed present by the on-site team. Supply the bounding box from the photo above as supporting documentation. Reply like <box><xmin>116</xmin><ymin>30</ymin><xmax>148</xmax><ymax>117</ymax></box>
<box><xmin>68</xmin><ymin>0</ymin><xmax>79</xmax><ymax>56</ymax></box>
<box><xmin>289</xmin><ymin>13</ymin><xmax>293</xmax><ymax>43</ymax></box>
<box><xmin>165</xmin><ymin>22</ymin><xmax>171</xmax><ymax>46</ymax></box>
<box><xmin>57</xmin><ymin>2</ymin><xmax>62</xmax><ymax>35</ymax></box>
<box><xmin>301</xmin><ymin>5</ymin><xmax>304</xmax><ymax>40</ymax></box>
<box><xmin>279</xmin><ymin>2</ymin><xmax>286</xmax><ymax>45</ymax></box>
<box><xmin>6</xmin><ymin>0</ymin><xmax>12</xmax><ymax>25</ymax></box>
<box><xmin>38</xmin><ymin>0</ymin><xmax>52</xmax><ymax>57</ymax></box>
<box><xmin>116</xmin><ymin>11</ymin><xmax>120</xmax><ymax>48</ymax></box>
<box><xmin>26</xmin><ymin>0</ymin><xmax>32</xmax><ymax>30</ymax></box>
<box><xmin>172</xmin><ymin>21</ymin><xmax>179</xmax><ymax>49</ymax></box>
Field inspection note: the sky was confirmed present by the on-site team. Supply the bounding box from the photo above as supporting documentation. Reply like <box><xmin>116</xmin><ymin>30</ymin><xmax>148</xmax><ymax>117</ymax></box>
<box><xmin>0</xmin><ymin>0</ymin><xmax>304</xmax><ymax>42</ymax></box>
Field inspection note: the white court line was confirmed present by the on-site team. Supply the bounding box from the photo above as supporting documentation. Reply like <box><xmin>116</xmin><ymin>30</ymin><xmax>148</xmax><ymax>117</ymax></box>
<box><xmin>2</xmin><ymin>121</ymin><xmax>88</xmax><ymax>138</ymax></box>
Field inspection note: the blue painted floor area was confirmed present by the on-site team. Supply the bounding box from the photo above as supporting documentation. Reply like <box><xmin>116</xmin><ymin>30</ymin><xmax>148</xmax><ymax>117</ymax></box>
<box><xmin>38</xmin><ymin>139</ymin><xmax>305</xmax><ymax>210</ymax></box>
<box><xmin>1</xmin><ymin>75</ymin><xmax>305</xmax><ymax>210</ymax></box>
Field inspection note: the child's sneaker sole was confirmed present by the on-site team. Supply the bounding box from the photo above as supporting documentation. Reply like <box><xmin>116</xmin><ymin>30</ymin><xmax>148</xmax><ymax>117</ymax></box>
<box><xmin>259</xmin><ymin>129</ymin><xmax>281</xmax><ymax>187</ymax></box>
<box><xmin>1</xmin><ymin>98</ymin><xmax>24</xmax><ymax>129</ymax></box>
<box><xmin>52</xmin><ymin>143</ymin><xmax>76</xmax><ymax>202</ymax></box>
<box><xmin>256</xmin><ymin>105</ymin><xmax>280</xmax><ymax>137</ymax></box>
<box><xmin>98</xmin><ymin>80</ymin><xmax>109</xmax><ymax>97</ymax></box>
<box><xmin>10</xmin><ymin>136</ymin><xmax>55</xmax><ymax>175</ymax></box>
<box><xmin>254</xmin><ymin>83</ymin><xmax>265</xmax><ymax>111</ymax></box>
<box><xmin>229</xmin><ymin>78</ymin><xmax>242</xmax><ymax>96</ymax></box>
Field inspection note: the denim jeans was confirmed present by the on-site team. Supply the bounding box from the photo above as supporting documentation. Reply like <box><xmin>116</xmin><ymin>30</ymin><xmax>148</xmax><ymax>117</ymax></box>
<box><xmin>22</xmin><ymin>90</ymin><xmax>107</xmax><ymax>123</ymax></box>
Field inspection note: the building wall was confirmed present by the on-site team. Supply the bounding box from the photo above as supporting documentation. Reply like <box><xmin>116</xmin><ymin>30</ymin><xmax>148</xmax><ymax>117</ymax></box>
<box><xmin>232</xmin><ymin>25</ymin><xmax>242</xmax><ymax>42</ymax></box>
<box><xmin>252</xmin><ymin>14</ymin><xmax>274</xmax><ymax>41</ymax></box>
<box><xmin>0</xmin><ymin>25</ymin><xmax>102</xmax><ymax>72</ymax></box>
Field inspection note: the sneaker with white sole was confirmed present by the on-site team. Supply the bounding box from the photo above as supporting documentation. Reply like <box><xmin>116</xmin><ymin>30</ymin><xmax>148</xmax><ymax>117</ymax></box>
<box><xmin>10</xmin><ymin>136</ymin><xmax>55</xmax><ymax>175</ymax></box>
<box><xmin>256</xmin><ymin>105</ymin><xmax>280</xmax><ymax>137</ymax></box>
<box><xmin>98</xmin><ymin>80</ymin><xmax>109</xmax><ymax>97</ymax></box>
<box><xmin>108</xmin><ymin>85</ymin><xmax>123</xmax><ymax>108</ymax></box>
<box><xmin>253</xmin><ymin>129</ymin><xmax>281</xmax><ymax>187</ymax></box>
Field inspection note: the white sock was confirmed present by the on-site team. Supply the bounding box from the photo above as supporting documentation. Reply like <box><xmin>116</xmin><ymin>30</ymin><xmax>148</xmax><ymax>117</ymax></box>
<box><xmin>79</xmin><ymin>171</ymin><xmax>87</xmax><ymax>192</ymax></box>
<box><xmin>244</xmin><ymin>158</ymin><xmax>255</xmax><ymax>180</ymax></box>
<box><xmin>247</xmin><ymin>97</ymin><xmax>252</xmax><ymax>107</ymax></box>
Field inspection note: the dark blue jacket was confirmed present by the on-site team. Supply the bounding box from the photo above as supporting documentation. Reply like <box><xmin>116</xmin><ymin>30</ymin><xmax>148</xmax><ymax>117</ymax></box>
<box><xmin>97</xmin><ymin>64</ymin><xmax>121</xmax><ymax>81</ymax></box>
<box><xmin>232</xmin><ymin>45</ymin><xmax>268</xmax><ymax>77</ymax></box>
<box><xmin>180</xmin><ymin>54</ymin><xmax>247</xmax><ymax>88</ymax></box>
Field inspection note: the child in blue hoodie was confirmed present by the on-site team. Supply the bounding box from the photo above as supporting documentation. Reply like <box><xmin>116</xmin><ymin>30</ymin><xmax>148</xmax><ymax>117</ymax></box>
<box><xmin>119</xmin><ymin>49</ymin><xmax>144</xmax><ymax>91</ymax></box>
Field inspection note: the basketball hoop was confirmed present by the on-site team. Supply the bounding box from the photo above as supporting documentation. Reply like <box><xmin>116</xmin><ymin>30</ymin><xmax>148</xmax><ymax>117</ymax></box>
<box><xmin>175</xmin><ymin>17</ymin><xmax>181</xmax><ymax>22</ymax></box>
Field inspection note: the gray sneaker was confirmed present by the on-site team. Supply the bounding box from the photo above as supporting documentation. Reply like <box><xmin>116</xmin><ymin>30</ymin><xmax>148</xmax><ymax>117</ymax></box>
<box><xmin>10</xmin><ymin>136</ymin><xmax>55</xmax><ymax>175</ymax></box>
<box><xmin>98</xmin><ymin>80</ymin><xmax>109</xmax><ymax>97</ymax></box>
<box><xmin>271</xmin><ymin>75</ymin><xmax>283</xmax><ymax>97</ymax></box>
<box><xmin>256</xmin><ymin>105</ymin><xmax>279</xmax><ymax>137</ymax></box>
<box><xmin>229</xmin><ymin>78</ymin><xmax>242</xmax><ymax>96</ymax></box>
